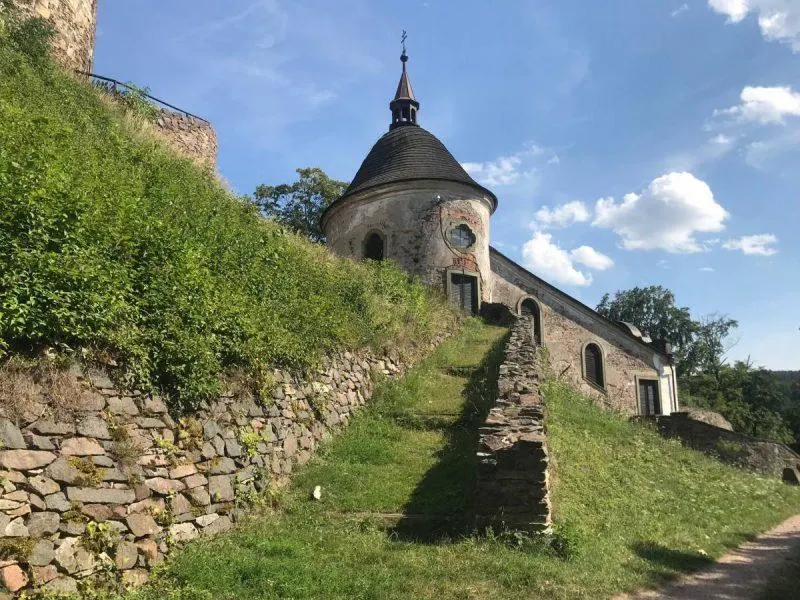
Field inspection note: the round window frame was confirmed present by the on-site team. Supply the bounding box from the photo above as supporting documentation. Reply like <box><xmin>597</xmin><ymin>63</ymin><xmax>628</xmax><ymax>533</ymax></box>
<box><xmin>448</xmin><ymin>223</ymin><xmax>476</xmax><ymax>250</ymax></box>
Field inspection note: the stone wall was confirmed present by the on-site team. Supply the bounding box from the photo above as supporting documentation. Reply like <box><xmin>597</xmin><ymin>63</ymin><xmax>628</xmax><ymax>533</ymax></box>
<box><xmin>475</xmin><ymin>316</ymin><xmax>551</xmax><ymax>531</ymax></box>
<box><xmin>11</xmin><ymin>0</ymin><xmax>97</xmax><ymax>71</ymax></box>
<box><xmin>153</xmin><ymin>111</ymin><xmax>218</xmax><ymax>169</ymax></box>
<box><xmin>0</xmin><ymin>341</ymin><xmax>441</xmax><ymax>596</ymax></box>
<box><xmin>644</xmin><ymin>412</ymin><xmax>800</xmax><ymax>481</ymax></box>
<box><xmin>490</xmin><ymin>248</ymin><xmax>677</xmax><ymax>415</ymax></box>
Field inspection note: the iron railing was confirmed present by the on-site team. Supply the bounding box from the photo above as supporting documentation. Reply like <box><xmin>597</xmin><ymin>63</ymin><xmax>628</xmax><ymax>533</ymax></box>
<box><xmin>76</xmin><ymin>70</ymin><xmax>210</xmax><ymax>123</ymax></box>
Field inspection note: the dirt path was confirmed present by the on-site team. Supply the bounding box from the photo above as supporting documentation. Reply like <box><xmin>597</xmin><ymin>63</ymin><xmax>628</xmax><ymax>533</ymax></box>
<box><xmin>615</xmin><ymin>514</ymin><xmax>800</xmax><ymax>600</ymax></box>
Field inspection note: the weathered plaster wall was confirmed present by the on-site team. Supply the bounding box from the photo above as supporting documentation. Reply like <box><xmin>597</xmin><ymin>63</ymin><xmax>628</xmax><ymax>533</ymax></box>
<box><xmin>475</xmin><ymin>316</ymin><xmax>551</xmax><ymax>531</ymax></box>
<box><xmin>0</xmin><ymin>339</ymin><xmax>443</xmax><ymax>596</ymax></box>
<box><xmin>11</xmin><ymin>0</ymin><xmax>97</xmax><ymax>71</ymax></box>
<box><xmin>153</xmin><ymin>111</ymin><xmax>218</xmax><ymax>170</ymax></box>
<box><xmin>322</xmin><ymin>181</ymin><xmax>493</xmax><ymax>302</ymax></box>
<box><xmin>491</xmin><ymin>250</ymin><xmax>676</xmax><ymax>415</ymax></box>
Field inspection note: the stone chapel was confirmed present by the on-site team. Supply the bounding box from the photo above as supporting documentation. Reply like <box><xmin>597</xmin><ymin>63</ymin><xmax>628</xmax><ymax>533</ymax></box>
<box><xmin>321</xmin><ymin>49</ymin><xmax>680</xmax><ymax>417</ymax></box>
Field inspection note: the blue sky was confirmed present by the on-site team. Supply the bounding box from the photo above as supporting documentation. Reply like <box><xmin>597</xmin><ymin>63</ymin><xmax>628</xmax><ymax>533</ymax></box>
<box><xmin>94</xmin><ymin>1</ymin><xmax>799</xmax><ymax>369</ymax></box>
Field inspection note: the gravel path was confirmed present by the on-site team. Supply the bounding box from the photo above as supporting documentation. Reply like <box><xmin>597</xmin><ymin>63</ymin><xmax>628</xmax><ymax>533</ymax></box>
<box><xmin>615</xmin><ymin>514</ymin><xmax>800</xmax><ymax>600</ymax></box>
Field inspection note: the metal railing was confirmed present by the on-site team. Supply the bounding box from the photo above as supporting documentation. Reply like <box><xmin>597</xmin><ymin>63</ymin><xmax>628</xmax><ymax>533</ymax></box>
<box><xmin>76</xmin><ymin>70</ymin><xmax>210</xmax><ymax>124</ymax></box>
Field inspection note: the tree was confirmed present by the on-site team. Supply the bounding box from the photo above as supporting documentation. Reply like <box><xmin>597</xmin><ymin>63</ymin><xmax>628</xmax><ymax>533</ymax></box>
<box><xmin>596</xmin><ymin>286</ymin><xmax>737</xmax><ymax>376</ymax></box>
<box><xmin>253</xmin><ymin>168</ymin><xmax>347</xmax><ymax>243</ymax></box>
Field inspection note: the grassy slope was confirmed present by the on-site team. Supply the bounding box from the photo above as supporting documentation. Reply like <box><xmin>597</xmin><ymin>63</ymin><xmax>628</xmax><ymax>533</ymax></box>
<box><xmin>124</xmin><ymin>321</ymin><xmax>800</xmax><ymax>600</ymax></box>
<box><xmin>0</xmin><ymin>37</ymin><xmax>452</xmax><ymax>408</ymax></box>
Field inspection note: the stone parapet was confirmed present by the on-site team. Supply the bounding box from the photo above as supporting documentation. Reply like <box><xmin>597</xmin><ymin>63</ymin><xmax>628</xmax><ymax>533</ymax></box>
<box><xmin>0</xmin><ymin>335</ymin><xmax>446</xmax><ymax>596</ymax></box>
<box><xmin>475</xmin><ymin>316</ymin><xmax>551</xmax><ymax>531</ymax></box>
<box><xmin>153</xmin><ymin>110</ymin><xmax>218</xmax><ymax>169</ymax></box>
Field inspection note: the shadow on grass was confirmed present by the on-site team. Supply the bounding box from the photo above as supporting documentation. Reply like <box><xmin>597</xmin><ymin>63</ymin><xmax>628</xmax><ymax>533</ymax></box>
<box><xmin>388</xmin><ymin>327</ymin><xmax>508</xmax><ymax>543</ymax></box>
<box><xmin>631</xmin><ymin>541</ymin><xmax>714</xmax><ymax>574</ymax></box>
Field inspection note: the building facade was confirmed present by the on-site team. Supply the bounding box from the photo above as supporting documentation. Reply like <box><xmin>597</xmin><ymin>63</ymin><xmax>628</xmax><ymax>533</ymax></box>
<box><xmin>321</xmin><ymin>51</ymin><xmax>678</xmax><ymax>416</ymax></box>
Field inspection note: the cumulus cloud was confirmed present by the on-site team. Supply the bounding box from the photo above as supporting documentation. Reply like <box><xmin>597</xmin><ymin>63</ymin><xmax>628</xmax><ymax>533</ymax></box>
<box><xmin>532</xmin><ymin>201</ymin><xmax>591</xmax><ymax>228</ymax></box>
<box><xmin>521</xmin><ymin>232</ymin><xmax>613</xmax><ymax>287</ymax></box>
<box><xmin>715</xmin><ymin>86</ymin><xmax>800</xmax><ymax>124</ymax></box>
<box><xmin>722</xmin><ymin>233</ymin><xmax>779</xmax><ymax>255</ymax></box>
<box><xmin>708</xmin><ymin>0</ymin><xmax>800</xmax><ymax>51</ymax></box>
<box><xmin>462</xmin><ymin>143</ymin><xmax>559</xmax><ymax>187</ymax></box>
<box><xmin>570</xmin><ymin>246</ymin><xmax>615</xmax><ymax>270</ymax></box>
<box><xmin>593</xmin><ymin>172</ymin><xmax>729</xmax><ymax>253</ymax></box>
<box><xmin>699</xmin><ymin>266</ymin><xmax>716</xmax><ymax>272</ymax></box>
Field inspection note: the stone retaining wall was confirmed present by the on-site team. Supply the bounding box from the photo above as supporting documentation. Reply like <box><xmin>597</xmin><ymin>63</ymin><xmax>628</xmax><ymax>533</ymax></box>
<box><xmin>475</xmin><ymin>316</ymin><xmax>551</xmax><ymax>531</ymax></box>
<box><xmin>642</xmin><ymin>413</ymin><xmax>800</xmax><ymax>482</ymax></box>
<box><xmin>153</xmin><ymin>111</ymin><xmax>218</xmax><ymax>169</ymax></box>
<box><xmin>0</xmin><ymin>339</ymin><xmax>444</xmax><ymax>597</ymax></box>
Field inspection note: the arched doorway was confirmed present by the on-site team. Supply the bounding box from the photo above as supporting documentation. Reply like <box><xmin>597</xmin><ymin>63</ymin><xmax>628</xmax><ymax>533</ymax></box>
<box><xmin>520</xmin><ymin>298</ymin><xmax>542</xmax><ymax>344</ymax></box>
<box><xmin>363</xmin><ymin>232</ymin><xmax>385</xmax><ymax>261</ymax></box>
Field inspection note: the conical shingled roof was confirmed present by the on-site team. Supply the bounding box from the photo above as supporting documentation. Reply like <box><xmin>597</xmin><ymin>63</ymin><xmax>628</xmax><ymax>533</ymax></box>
<box><xmin>394</xmin><ymin>63</ymin><xmax>415</xmax><ymax>101</ymax></box>
<box><xmin>336</xmin><ymin>126</ymin><xmax>497</xmax><ymax>208</ymax></box>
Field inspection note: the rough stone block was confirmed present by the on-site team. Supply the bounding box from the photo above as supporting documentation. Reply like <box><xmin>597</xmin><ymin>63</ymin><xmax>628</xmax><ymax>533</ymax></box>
<box><xmin>0</xmin><ymin>450</ymin><xmax>56</xmax><ymax>470</ymax></box>
<box><xmin>126</xmin><ymin>514</ymin><xmax>161</xmax><ymax>538</ymax></box>
<box><xmin>208</xmin><ymin>475</ymin><xmax>234</xmax><ymax>502</ymax></box>
<box><xmin>60</xmin><ymin>437</ymin><xmax>106</xmax><ymax>456</ymax></box>
<box><xmin>0</xmin><ymin>420</ymin><xmax>25</xmax><ymax>450</ymax></box>
<box><xmin>66</xmin><ymin>486</ymin><xmax>136</xmax><ymax>505</ymax></box>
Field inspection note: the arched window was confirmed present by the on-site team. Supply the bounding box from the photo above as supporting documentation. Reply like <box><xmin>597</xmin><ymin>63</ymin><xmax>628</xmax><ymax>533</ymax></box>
<box><xmin>520</xmin><ymin>298</ymin><xmax>543</xmax><ymax>345</ymax></box>
<box><xmin>363</xmin><ymin>232</ymin><xmax>385</xmax><ymax>261</ymax></box>
<box><xmin>449</xmin><ymin>224</ymin><xmax>476</xmax><ymax>249</ymax></box>
<box><xmin>583</xmin><ymin>343</ymin><xmax>605</xmax><ymax>389</ymax></box>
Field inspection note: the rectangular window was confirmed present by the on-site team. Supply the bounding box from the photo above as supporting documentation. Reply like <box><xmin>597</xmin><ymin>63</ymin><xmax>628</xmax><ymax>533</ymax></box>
<box><xmin>638</xmin><ymin>379</ymin><xmax>661</xmax><ymax>415</ymax></box>
<box><xmin>449</xmin><ymin>273</ymin><xmax>478</xmax><ymax>315</ymax></box>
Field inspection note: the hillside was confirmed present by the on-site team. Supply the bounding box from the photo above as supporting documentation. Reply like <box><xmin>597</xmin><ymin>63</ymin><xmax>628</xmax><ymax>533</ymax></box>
<box><xmin>0</xmin><ymin>21</ymin><xmax>453</xmax><ymax>409</ymax></box>
<box><xmin>118</xmin><ymin>322</ymin><xmax>800</xmax><ymax>600</ymax></box>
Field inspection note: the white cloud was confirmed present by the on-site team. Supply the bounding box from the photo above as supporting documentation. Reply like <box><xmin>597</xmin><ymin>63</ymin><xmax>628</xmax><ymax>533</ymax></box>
<box><xmin>532</xmin><ymin>201</ymin><xmax>591</xmax><ymax>228</ymax></box>
<box><xmin>709</xmin><ymin>0</ymin><xmax>800</xmax><ymax>51</ymax></box>
<box><xmin>521</xmin><ymin>233</ymin><xmax>613</xmax><ymax>287</ymax></box>
<box><xmin>722</xmin><ymin>233</ymin><xmax>779</xmax><ymax>255</ymax></box>
<box><xmin>462</xmin><ymin>143</ymin><xmax>559</xmax><ymax>187</ymax></box>
<box><xmin>570</xmin><ymin>246</ymin><xmax>614</xmax><ymax>270</ymax></box>
<box><xmin>672</xmin><ymin>3</ymin><xmax>690</xmax><ymax>17</ymax></box>
<box><xmin>699</xmin><ymin>266</ymin><xmax>716</xmax><ymax>272</ymax></box>
<box><xmin>593</xmin><ymin>172</ymin><xmax>729</xmax><ymax>253</ymax></box>
<box><xmin>715</xmin><ymin>86</ymin><xmax>800</xmax><ymax>124</ymax></box>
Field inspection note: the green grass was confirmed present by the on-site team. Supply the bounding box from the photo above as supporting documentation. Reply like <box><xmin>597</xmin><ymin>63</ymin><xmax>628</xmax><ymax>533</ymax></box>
<box><xmin>120</xmin><ymin>321</ymin><xmax>800</xmax><ymax>600</ymax></box>
<box><xmin>0</xmin><ymin>20</ymin><xmax>454</xmax><ymax>409</ymax></box>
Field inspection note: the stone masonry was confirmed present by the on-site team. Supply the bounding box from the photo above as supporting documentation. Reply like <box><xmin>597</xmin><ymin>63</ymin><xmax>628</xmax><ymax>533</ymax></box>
<box><xmin>475</xmin><ymin>316</ymin><xmax>551</xmax><ymax>532</ymax></box>
<box><xmin>10</xmin><ymin>0</ymin><xmax>98</xmax><ymax>71</ymax></box>
<box><xmin>0</xmin><ymin>338</ymin><xmax>445</xmax><ymax>596</ymax></box>
<box><xmin>153</xmin><ymin>110</ymin><xmax>218</xmax><ymax>170</ymax></box>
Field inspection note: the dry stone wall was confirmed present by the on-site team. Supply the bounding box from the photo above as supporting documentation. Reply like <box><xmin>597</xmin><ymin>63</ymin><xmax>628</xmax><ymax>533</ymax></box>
<box><xmin>475</xmin><ymin>316</ymin><xmax>551</xmax><ymax>532</ymax></box>
<box><xmin>11</xmin><ymin>0</ymin><xmax>97</xmax><ymax>71</ymax></box>
<box><xmin>0</xmin><ymin>341</ymin><xmax>443</xmax><ymax>597</ymax></box>
<box><xmin>153</xmin><ymin>111</ymin><xmax>218</xmax><ymax>169</ymax></box>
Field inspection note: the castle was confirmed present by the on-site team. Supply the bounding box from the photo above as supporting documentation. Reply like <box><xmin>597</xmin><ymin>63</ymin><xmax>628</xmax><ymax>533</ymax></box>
<box><xmin>321</xmin><ymin>50</ymin><xmax>679</xmax><ymax>416</ymax></box>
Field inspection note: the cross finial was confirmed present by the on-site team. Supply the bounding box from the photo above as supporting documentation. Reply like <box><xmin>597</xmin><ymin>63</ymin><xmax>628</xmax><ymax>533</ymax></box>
<box><xmin>401</xmin><ymin>30</ymin><xmax>408</xmax><ymax>61</ymax></box>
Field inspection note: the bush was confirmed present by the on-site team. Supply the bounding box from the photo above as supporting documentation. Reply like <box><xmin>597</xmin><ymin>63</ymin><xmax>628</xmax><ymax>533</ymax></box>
<box><xmin>0</xmin><ymin>28</ymin><xmax>455</xmax><ymax>410</ymax></box>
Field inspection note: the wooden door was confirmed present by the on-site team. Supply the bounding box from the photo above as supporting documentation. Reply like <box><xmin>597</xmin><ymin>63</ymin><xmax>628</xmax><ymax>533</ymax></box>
<box><xmin>449</xmin><ymin>274</ymin><xmax>478</xmax><ymax>315</ymax></box>
<box><xmin>639</xmin><ymin>379</ymin><xmax>661</xmax><ymax>415</ymax></box>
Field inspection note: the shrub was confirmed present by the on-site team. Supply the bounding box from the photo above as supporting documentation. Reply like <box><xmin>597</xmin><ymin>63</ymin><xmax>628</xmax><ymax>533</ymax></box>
<box><xmin>0</xmin><ymin>22</ymin><xmax>455</xmax><ymax>410</ymax></box>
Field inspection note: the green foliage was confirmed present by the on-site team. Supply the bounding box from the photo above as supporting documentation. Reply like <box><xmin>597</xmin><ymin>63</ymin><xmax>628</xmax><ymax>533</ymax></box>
<box><xmin>93</xmin><ymin>80</ymin><xmax>161</xmax><ymax>121</ymax></box>
<box><xmin>0</xmin><ymin>1</ymin><xmax>54</xmax><ymax>64</ymax></box>
<box><xmin>253</xmin><ymin>167</ymin><xmax>347</xmax><ymax>242</ymax></box>
<box><xmin>0</xmin><ymin>38</ymin><xmax>453</xmax><ymax>409</ymax></box>
<box><xmin>681</xmin><ymin>361</ymin><xmax>795</xmax><ymax>444</ymax></box>
<box><xmin>116</xmin><ymin>323</ymin><xmax>800</xmax><ymax>600</ymax></box>
<box><xmin>596</xmin><ymin>286</ymin><xmax>738</xmax><ymax>376</ymax></box>
<box><xmin>81</xmin><ymin>520</ymin><xmax>120</xmax><ymax>555</ymax></box>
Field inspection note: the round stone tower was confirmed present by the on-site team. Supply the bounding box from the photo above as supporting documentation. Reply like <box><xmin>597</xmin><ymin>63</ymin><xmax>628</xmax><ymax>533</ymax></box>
<box><xmin>11</xmin><ymin>0</ymin><xmax>98</xmax><ymax>71</ymax></box>
<box><xmin>321</xmin><ymin>49</ymin><xmax>497</xmax><ymax>314</ymax></box>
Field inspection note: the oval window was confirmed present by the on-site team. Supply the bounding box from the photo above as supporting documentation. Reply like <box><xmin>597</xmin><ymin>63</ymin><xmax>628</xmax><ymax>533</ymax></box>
<box><xmin>449</xmin><ymin>224</ymin><xmax>475</xmax><ymax>249</ymax></box>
